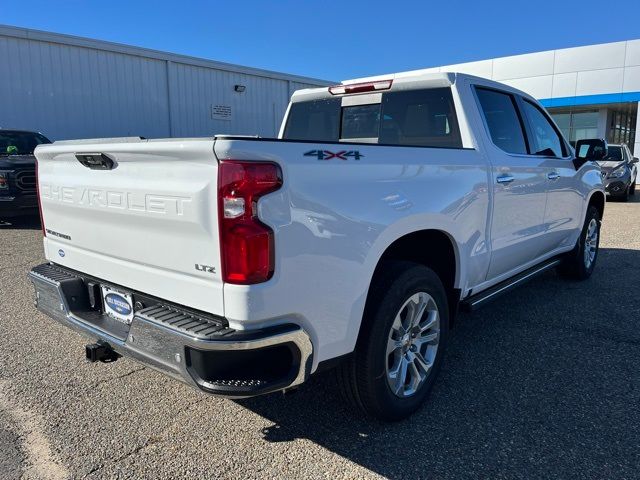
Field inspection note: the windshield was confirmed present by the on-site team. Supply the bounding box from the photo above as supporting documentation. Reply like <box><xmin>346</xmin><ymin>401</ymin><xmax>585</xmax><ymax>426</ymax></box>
<box><xmin>604</xmin><ymin>146</ymin><xmax>623</xmax><ymax>162</ymax></box>
<box><xmin>0</xmin><ymin>131</ymin><xmax>51</xmax><ymax>155</ymax></box>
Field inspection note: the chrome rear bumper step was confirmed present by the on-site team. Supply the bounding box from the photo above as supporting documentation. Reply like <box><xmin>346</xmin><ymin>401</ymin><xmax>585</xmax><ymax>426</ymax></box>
<box><xmin>28</xmin><ymin>262</ymin><xmax>313</xmax><ymax>398</ymax></box>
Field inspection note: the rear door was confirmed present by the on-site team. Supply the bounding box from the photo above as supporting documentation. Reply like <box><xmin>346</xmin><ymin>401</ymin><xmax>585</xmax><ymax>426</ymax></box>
<box><xmin>35</xmin><ymin>138</ymin><xmax>224</xmax><ymax>316</ymax></box>
<box><xmin>474</xmin><ymin>87</ymin><xmax>549</xmax><ymax>280</ymax></box>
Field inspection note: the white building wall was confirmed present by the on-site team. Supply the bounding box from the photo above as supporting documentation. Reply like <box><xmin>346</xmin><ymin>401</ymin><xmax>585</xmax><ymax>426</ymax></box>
<box><xmin>375</xmin><ymin>39</ymin><xmax>640</xmax><ymax>154</ymax></box>
<box><xmin>635</xmin><ymin>103</ymin><xmax>640</xmax><ymax>157</ymax></box>
<box><xmin>381</xmin><ymin>39</ymin><xmax>640</xmax><ymax>106</ymax></box>
<box><xmin>0</xmin><ymin>25</ymin><xmax>330</xmax><ymax>140</ymax></box>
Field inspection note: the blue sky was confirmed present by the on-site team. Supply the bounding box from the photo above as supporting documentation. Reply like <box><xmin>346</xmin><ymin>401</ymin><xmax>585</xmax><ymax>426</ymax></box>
<box><xmin>2</xmin><ymin>0</ymin><xmax>639</xmax><ymax>81</ymax></box>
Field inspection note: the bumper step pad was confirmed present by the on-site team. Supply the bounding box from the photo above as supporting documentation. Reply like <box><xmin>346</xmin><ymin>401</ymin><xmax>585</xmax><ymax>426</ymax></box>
<box><xmin>137</xmin><ymin>305</ymin><xmax>234</xmax><ymax>340</ymax></box>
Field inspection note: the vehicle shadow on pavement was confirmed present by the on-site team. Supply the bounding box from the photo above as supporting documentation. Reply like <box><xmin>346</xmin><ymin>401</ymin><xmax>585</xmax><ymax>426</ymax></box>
<box><xmin>237</xmin><ymin>247</ymin><xmax>640</xmax><ymax>479</ymax></box>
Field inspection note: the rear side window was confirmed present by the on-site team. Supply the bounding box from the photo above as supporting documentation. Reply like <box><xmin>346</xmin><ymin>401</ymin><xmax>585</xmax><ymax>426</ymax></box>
<box><xmin>283</xmin><ymin>98</ymin><xmax>341</xmax><ymax>142</ymax></box>
<box><xmin>476</xmin><ymin>87</ymin><xmax>528</xmax><ymax>155</ymax></box>
<box><xmin>521</xmin><ymin>100</ymin><xmax>565</xmax><ymax>157</ymax></box>
<box><xmin>283</xmin><ymin>87</ymin><xmax>463</xmax><ymax>148</ymax></box>
<box><xmin>380</xmin><ymin>89</ymin><xmax>462</xmax><ymax>148</ymax></box>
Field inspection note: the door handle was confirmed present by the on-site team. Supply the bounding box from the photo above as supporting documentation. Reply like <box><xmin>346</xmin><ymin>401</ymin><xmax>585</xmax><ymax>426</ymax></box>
<box><xmin>547</xmin><ymin>172</ymin><xmax>560</xmax><ymax>181</ymax></box>
<box><xmin>496</xmin><ymin>174</ymin><xmax>515</xmax><ymax>184</ymax></box>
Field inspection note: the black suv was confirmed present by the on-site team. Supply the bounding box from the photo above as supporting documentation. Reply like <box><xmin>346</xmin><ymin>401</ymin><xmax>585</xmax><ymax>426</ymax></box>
<box><xmin>598</xmin><ymin>143</ymin><xmax>638</xmax><ymax>202</ymax></box>
<box><xmin>0</xmin><ymin>130</ymin><xmax>51</xmax><ymax>220</ymax></box>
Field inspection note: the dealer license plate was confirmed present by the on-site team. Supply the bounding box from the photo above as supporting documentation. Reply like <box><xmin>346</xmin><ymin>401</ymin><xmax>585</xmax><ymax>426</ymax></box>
<box><xmin>101</xmin><ymin>286</ymin><xmax>135</xmax><ymax>324</ymax></box>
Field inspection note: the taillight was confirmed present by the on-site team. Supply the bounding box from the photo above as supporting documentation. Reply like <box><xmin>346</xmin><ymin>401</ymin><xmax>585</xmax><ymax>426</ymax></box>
<box><xmin>218</xmin><ymin>161</ymin><xmax>282</xmax><ymax>284</ymax></box>
<box><xmin>328</xmin><ymin>79</ymin><xmax>393</xmax><ymax>95</ymax></box>
<box><xmin>35</xmin><ymin>158</ymin><xmax>46</xmax><ymax>237</ymax></box>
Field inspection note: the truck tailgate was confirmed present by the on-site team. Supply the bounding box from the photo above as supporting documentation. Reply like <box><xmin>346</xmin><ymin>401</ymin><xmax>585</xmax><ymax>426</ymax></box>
<box><xmin>34</xmin><ymin>138</ymin><xmax>224</xmax><ymax>316</ymax></box>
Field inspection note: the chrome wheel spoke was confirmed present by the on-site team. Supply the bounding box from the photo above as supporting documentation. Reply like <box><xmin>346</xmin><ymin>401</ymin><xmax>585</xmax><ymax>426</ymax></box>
<box><xmin>419</xmin><ymin>310</ymin><xmax>438</xmax><ymax>333</ymax></box>
<box><xmin>389</xmin><ymin>357</ymin><xmax>409</xmax><ymax>395</ymax></box>
<box><xmin>406</xmin><ymin>359</ymin><xmax>422</xmax><ymax>394</ymax></box>
<box><xmin>410</xmin><ymin>294</ymin><xmax>428</xmax><ymax>327</ymax></box>
<box><xmin>411</xmin><ymin>350</ymin><xmax>432</xmax><ymax>375</ymax></box>
<box><xmin>415</xmin><ymin>331</ymin><xmax>439</xmax><ymax>347</ymax></box>
<box><xmin>386</xmin><ymin>336</ymin><xmax>403</xmax><ymax>356</ymax></box>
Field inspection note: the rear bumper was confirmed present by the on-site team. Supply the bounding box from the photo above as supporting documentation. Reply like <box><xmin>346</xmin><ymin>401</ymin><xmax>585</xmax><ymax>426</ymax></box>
<box><xmin>28</xmin><ymin>263</ymin><xmax>313</xmax><ymax>398</ymax></box>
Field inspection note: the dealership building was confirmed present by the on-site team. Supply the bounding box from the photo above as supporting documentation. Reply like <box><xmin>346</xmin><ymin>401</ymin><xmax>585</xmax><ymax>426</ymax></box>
<box><xmin>1</xmin><ymin>24</ymin><xmax>639</xmax><ymax>156</ymax></box>
<box><xmin>0</xmin><ymin>25</ymin><xmax>330</xmax><ymax>141</ymax></box>
<box><xmin>408</xmin><ymin>39</ymin><xmax>640</xmax><ymax>155</ymax></box>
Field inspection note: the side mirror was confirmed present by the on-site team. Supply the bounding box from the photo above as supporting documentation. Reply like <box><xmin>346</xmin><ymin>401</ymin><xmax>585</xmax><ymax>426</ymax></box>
<box><xmin>575</xmin><ymin>138</ymin><xmax>608</xmax><ymax>160</ymax></box>
<box><xmin>632</xmin><ymin>157</ymin><xmax>639</xmax><ymax>164</ymax></box>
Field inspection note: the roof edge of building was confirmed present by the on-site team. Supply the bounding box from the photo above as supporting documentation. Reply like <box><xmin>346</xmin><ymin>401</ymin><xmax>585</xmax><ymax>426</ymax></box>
<box><xmin>0</xmin><ymin>23</ymin><xmax>334</xmax><ymax>86</ymax></box>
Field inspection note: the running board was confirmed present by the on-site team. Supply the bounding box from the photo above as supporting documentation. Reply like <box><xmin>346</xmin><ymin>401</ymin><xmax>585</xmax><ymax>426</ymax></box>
<box><xmin>460</xmin><ymin>258</ymin><xmax>562</xmax><ymax>312</ymax></box>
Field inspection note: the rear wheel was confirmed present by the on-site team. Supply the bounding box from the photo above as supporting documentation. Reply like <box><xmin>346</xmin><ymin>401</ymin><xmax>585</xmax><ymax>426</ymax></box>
<box><xmin>336</xmin><ymin>261</ymin><xmax>449</xmax><ymax>421</ymax></box>
<box><xmin>557</xmin><ymin>206</ymin><xmax>601</xmax><ymax>280</ymax></box>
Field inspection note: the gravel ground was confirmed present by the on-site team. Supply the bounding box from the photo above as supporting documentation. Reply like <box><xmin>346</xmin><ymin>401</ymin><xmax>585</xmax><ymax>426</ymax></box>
<box><xmin>0</xmin><ymin>197</ymin><xmax>639</xmax><ymax>479</ymax></box>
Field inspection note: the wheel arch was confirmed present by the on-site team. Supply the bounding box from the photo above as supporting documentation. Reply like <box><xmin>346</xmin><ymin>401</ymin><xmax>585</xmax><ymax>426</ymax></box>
<box><xmin>363</xmin><ymin>229</ymin><xmax>462</xmax><ymax>333</ymax></box>
<box><xmin>587</xmin><ymin>190</ymin><xmax>605</xmax><ymax>220</ymax></box>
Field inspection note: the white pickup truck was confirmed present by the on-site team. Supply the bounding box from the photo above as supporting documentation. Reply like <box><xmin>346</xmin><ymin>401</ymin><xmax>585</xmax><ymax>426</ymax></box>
<box><xmin>30</xmin><ymin>72</ymin><xmax>605</xmax><ymax>420</ymax></box>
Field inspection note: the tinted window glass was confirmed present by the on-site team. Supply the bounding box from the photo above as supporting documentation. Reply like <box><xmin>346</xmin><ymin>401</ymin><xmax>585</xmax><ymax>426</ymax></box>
<box><xmin>0</xmin><ymin>131</ymin><xmax>51</xmax><ymax>155</ymax></box>
<box><xmin>379</xmin><ymin>88</ymin><xmax>462</xmax><ymax>148</ymax></box>
<box><xmin>605</xmin><ymin>146</ymin><xmax>623</xmax><ymax>161</ymax></box>
<box><xmin>341</xmin><ymin>104</ymin><xmax>380</xmax><ymax>140</ymax></box>
<box><xmin>283</xmin><ymin>99</ymin><xmax>340</xmax><ymax>142</ymax></box>
<box><xmin>476</xmin><ymin>88</ymin><xmax>527</xmax><ymax>154</ymax></box>
<box><xmin>521</xmin><ymin>100</ymin><xmax>565</xmax><ymax>157</ymax></box>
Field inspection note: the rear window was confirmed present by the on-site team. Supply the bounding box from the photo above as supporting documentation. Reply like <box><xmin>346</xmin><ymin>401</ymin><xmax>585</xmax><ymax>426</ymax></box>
<box><xmin>283</xmin><ymin>87</ymin><xmax>463</xmax><ymax>148</ymax></box>
<box><xmin>283</xmin><ymin>98</ymin><xmax>341</xmax><ymax>142</ymax></box>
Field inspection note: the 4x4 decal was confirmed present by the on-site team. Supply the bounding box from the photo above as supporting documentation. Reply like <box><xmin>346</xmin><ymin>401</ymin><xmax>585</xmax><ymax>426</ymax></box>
<box><xmin>304</xmin><ymin>150</ymin><xmax>364</xmax><ymax>161</ymax></box>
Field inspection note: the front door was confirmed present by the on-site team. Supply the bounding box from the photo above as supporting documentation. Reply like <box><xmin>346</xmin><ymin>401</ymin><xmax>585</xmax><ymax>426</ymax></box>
<box><xmin>518</xmin><ymin>98</ymin><xmax>582</xmax><ymax>253</ymax></box>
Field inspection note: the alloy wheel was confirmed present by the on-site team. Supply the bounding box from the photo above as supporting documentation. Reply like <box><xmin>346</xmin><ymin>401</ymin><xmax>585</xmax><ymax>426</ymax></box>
<box><xmin>584</xmin><ymin>218</ymin><xmax>598</xmax><ymax>268</ymax></box>
<box><xmin>385</xmin><ymin>292</ymin><xmax>440</xmax><ymax>398</ymax></box>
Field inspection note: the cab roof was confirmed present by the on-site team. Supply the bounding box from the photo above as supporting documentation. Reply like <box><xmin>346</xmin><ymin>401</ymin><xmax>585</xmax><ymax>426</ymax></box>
<box><xmin>290</xmin><ymin>72</ymin><xmax>535</xmax><ymax>104</ymax></box>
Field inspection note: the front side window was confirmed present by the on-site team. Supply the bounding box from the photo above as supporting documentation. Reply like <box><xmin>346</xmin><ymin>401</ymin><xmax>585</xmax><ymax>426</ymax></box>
<box><xmin>475</xmin><ymin>88</ymin><xmax>527</xmax><ymax>155</ymax></box>
<box><xmin>605</xmin><ymin>145</ymin><xmax>623</xmax><ymax>161</ymax></box>
<box><xmin>521</xmin><ymin>100</ymin><xmax>565</xmax><ymax>157</ymax></box>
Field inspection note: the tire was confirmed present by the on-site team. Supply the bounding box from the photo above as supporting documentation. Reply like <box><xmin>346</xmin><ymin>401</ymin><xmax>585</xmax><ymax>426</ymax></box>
<box><xmin>557</xmin><ymin>206</ymin><xmax>601</xmax><ymax>280</ymax></box>
<box><xmin>621</xmin><ymin>185</ymin><xmax>630</xmax><ymax>202</ymax></box>
<box><xmin>630</xmin><ymin>181</ymin><xmax>636</xmax><ymax>196</ymax></box>
<box><xmin>336</xmin><ymin>261</ymin><xmax>449</xmax><ymax>421</ymax></box>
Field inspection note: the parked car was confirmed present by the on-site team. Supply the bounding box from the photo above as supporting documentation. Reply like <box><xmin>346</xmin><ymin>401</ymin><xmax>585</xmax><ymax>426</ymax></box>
<box><xmin>597</xmin><ymin>143</ymin><xmax>638</xmax><ymax>201</ymax></box>
<box><xmin>29</xmin><ymin>73</ymin><xmax>605</xmax><ymax>421</ymax></box>
<box><xmin>0</xmin><ymin>129</ymin><xmax>51</xmax><ymax>220</ymax></box>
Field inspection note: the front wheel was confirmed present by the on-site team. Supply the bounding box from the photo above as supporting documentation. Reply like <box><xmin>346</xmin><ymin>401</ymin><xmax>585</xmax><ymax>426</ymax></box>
<box><xmin>557</xmin><ymin>206</ymin><xmax>601</xmax><ymax>280</ymax></box>
<box><xmin>621</xmin><ymin>185</ymin><xmax>630</xmax><ymax>202</ymax></box>
<box><xmin>336</xmin><ymin>261</ymin><xmax>449</xmax><ymax>421</ymax></box>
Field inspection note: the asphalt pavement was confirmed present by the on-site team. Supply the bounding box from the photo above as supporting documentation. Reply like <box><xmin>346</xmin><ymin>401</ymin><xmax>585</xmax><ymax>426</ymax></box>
<box><xmin>0</xmin><ymin>196</ymin><xmax>639</xmax><ymax>479</ymax></box>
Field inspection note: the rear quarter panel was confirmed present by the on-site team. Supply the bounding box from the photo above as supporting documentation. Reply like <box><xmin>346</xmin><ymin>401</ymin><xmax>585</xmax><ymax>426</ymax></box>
<box><xmin>215</xmin><ymin>138</ymin><xmax>491</xmax><ymax>369</ymax></box>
